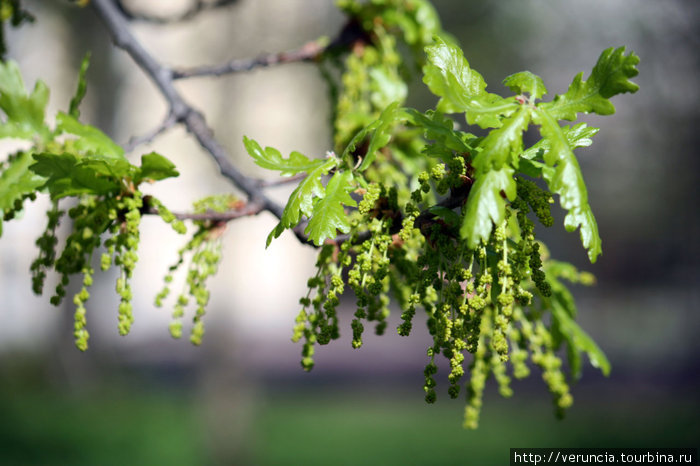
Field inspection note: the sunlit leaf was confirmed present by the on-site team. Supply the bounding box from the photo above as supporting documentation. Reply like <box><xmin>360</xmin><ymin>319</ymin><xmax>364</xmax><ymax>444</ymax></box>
<box><xmin>0</xmin><ymin>60</ymin><xmax>50</xmax><ymax>140</ymax></box>
<box><xmin>56</xmin><ymin>112</ymin><xmax>125</xmax><ymax>160</ymax></box>
<box><xmin>541</xmin><ymin>46</ymin><xmax>639</xmax><ymax>121</ymax></box>
<box><xmin>423</xmin><ymin>37</ymin><xmax>518</xmax><ymax>128</ymax></box>
<box><xmin>136</xmin><ymin>152</ymin><xmax>179</xmax><ymax>183</ymax></box>
<box><xmin>533</xmin><ymin>109</ymin><xmax>601</xmax><ymax>262</ymax></box>
<box><xmin>305</xmin><ymin>170</ymin><xmax>356</xmax><ymax>245</ymax></box>
<box><xmin>460</xmin><ymin>167</ymin><xmax>516</xmax><ymax>248</ymax></box>
<box><xmin>503</xmin><ymin>71</ymin><xmax>547</xmax><ymax>99</ymax></box>
<box><xmin>244</xmin><ymin>136</ymin><xmax>328</xmax><ymax>176</ymax></box>
<box><xmin>30</xmin><ymin>152</ymin><xmax>121</xmax><ymax>198</ymax></box>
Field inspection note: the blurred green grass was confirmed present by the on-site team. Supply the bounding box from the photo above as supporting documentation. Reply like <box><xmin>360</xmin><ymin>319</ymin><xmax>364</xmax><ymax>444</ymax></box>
<box><xmin>0</xmin><ymin>380</ymin><xmax>697</xmax><ymax>465</ymax></box>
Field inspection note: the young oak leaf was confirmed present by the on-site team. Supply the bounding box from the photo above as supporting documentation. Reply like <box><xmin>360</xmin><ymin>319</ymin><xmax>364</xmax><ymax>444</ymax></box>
<box><xmin>0</xmin><ymin>60</ymin><xmax>51</xmax><ymax>141</ymax></box>
<box><xmin>56</xmin><ymin>112</ymin><xmax>125</xmax><ymax>160</ymax></box>
<box><xmin>134</xmin><ymin>152</ymin><xmax>179</xmax><ymax>184</ymax></box>
<box><xmin>346</xmin><ymin>102</ymin><xmax>402</xmax><ymax>172</ymax></box>
<box><xmin>69</xmin><ymin>52</ymin><xmax>90</xmax><ymax>119</ymax></box>
<box><xmin>460</xmin><ymin>167</ymin><xmax>516</xmax><ymax>249</ymax></box>
<box><xmin>533</xmin><ymin>108</ymin><xmax>601</xmax><ymax>263</ymax></box>
<box><xmin>550</xmin><ymin>300</ymin><xmax>611</xmax><ymax>377</ymax></box>
<box><xmin>423</xmin><ymin>36</ymin><xmax>518</xmax><ymax>128</ymax></box>
<box><xmin>503</xmin><ymin>71</ymin><xmax>547</xmax><ymax>99</ymax></box>
<box><xmin>243</xmin><ymin>136</ymin><xmax>327</xmax><ymax>176</ymax></box>
<box><xmin>265</xmin><ymin>157</ymin><xmax>338</xmax><ymax>247</ymax></box>
<box><xmin>305</xmin><ymin>170</ymin><xmax>356</xmax><ymax>246</ymax></box>
<box><xmin>403</xmin><ymin>108</ymin><xmax>476</xmax><ymax>162</ymax></box>
<box><xmin>30</xmin><ymin>152</ymin><xmax>121</xmax><ymax>198</ymax></box>
<box><xmin>0</xmin><ymin>151</ymin><xmax>46</xmax><ymax>235</ymax></box>
<box><xmin>541</xmin><ymin>46</ymin><xmax>639</xmax><ymax>121</ymax></box>
<box><xmin>519</xmin><ymin>123</ymin><xmax>599</xmax><ymax>179</ymax></box>
<box><xmin>521</xmin><ymin>122</ymin><xmax>599</xmax><ymax>161</ymax></box>
<box><xmin>472</xmin><ymin>106</ymin><xmax>530</xmax><ymax>174</ymax></box>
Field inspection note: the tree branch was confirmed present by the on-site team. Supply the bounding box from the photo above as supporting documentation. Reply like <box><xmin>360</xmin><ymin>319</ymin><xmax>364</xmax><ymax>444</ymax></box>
<box><xmin>143</xmin><ymin>199</ymin><xmax>264</xmax><ymax>223</ymax></box>
<box><xmin>173</xmin><ymin>40</ymin><xmax>326</xmax><ymax>80</ymax></box>
<box><xmin>172</xmin><ymin>18</ymin><xmax>370</xmax><ymax>79</ymax></box>
<box><xmin>91</xmin><ymin>0</ymin><xmax>308</xmax><ymax>240</ymax></box>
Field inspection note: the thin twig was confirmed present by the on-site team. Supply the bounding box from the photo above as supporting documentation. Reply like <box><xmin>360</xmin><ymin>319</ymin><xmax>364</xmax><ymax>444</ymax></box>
<box><xmin>116</xmin><ymin>0</ymin><xmax>238</xmax><ymax>24</ymax></box>
<box><xmin>143</xmin><ymin>199</ymin><xmax>264</xmax><ymax>223</ymax></box>
<box><xmin>172</xmin><ymin>18</ymin><xmax>370</xmax><ymax>79</ymax></box>
<box><xmin>123</xmin><ymin>112</ymin><xmax>177</xmax><ymax>153</ymax></box>
<box><xmin>173</xmin><ymin>40</ymin><xmax>326</xmax><ymax>79</ymax></box>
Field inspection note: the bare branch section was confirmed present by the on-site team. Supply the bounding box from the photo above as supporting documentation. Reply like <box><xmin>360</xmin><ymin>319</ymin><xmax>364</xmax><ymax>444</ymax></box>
<box><xmin>173</xmin><ymin>40</ymin><xmax>326</xmax><ymax>80</ymax></box>
<box><xmin>91</xmin><ymin>0</ymin><xmax>312</xmax><ymax>241</ymax></box>
<box><xmin>116</xmin><ymin>0</ymin><xmax>237</xmax><ymax>24</ymax></box>
<box><xmin>173</xmin><ymin>19</ymin><xmax>370</xmax><ymax>79</ymax></box>
<box><xmin>143</xmin><ymin>198</ymin><xmax>265</xmax><ymax>223</ymax></box>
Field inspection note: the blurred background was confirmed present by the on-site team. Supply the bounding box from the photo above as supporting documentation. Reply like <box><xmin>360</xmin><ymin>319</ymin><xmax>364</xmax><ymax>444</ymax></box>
<box><xmin>0</xmin><ymin>0</ymin><xmax>698</xmax><ymax>464</ymax></box>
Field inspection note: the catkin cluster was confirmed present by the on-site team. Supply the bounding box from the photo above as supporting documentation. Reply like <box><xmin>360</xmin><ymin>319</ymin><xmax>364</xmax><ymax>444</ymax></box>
<box><xmin>294</xmin><ymin>145</ymin><xmax>588</xmax><ymax>428</ymax></box>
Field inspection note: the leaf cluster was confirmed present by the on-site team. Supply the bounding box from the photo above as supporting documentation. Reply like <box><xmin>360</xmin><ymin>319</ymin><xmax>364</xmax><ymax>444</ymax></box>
<box><xmin>247</xmin><ymin>20</ymin><xmax>638</xmax><ymax>427</ymax></box>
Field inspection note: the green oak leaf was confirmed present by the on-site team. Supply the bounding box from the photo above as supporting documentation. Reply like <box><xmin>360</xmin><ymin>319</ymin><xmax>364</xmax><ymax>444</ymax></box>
<box><xmin>265</xmin><ymin>157</ymin><xmax>338</xmax><ymax>247</ymax></box>
<box><xmin>0</xmin><ymin>60</ymin><xmax>51</xmax><ymax>141</ymax></box>
<box><xmin>541</xmin><ymin>46</ymin><xmax>639</xmax><ymax>121</ymax></box>
<box><xmin>305</xmin><ymin>170</ymin><xmax>356</xmax><ymax>246</ymax></box>
<box><xmin>403</xmin><ymin>108</ymin><xmax>476</xmax><ymax>162</ymax></box>
<box><xmin>460</xmin><ymin>167</ymin><xmax>516</xmax><ymax>248</ymax></box>
<box><xmin>135</xmin><ymin>152</ymin><xmax>179</xmax><ymax>184</ymax></box>
<box><xmin>521</xmin><ymin>122</ymin><xmax>599</xmax><ymax>161</ymax></box>
<box><xmin>56</xmin><ymin>112</ymin><xmax>125</xmax><ymax>160</ymax></box>
<box><xmin>422</xmin><ymin>37</ymin><xmax>517</xmax><ymax>128</ymax></box>
<box><xmin>69</xmin><ymin>52</ymin><xmax>90</xmax><ymax>119</ymax></box>
<box><xmin>472</xmin><ymin>106</ymin><xmax>530</xmax><ymax>174</ymax></box>
<box><xmin>352</xmin><ymin>101</ymin><xmax>402</xmax><ymax>171</ymax></box>
<box><xmin>78</xmin><ymin>156</ymin><xmax>133</xmax><ymax>181</ymax></box>
<box><xmin>550</xmin><ymin>300</ymin><xmax>610</xmax><ymax>377</ymax></box>
<box><xmin>244</xmin><ymin>136</ymin><xmax>328</xmax><ymax>176</ymax></box>
<box><xmin>30</xmin><ymin>152</ymin><xmax>121</xmax><ymax>198</ymax></box>
<box><xmin>369</xmin><ymin>67</ymin><xmax>407</xmax><ymax>109</ymax></box>
<box><xmin>503</xmin><ymin>71</ymin><xmax>547</xmax><ymax>99</ymax></box>
<box><xmin>519</xmin><ymin>123</ymin><xmax>598</xmax><ymax>179</ymax></box>
<box><xmin>533</xmin><ymin>109</ymin><xmax>601</xmax><ymax>263</ymax></box>
<box><xmin>0</xmin><ymin>151</ymin><xmax>46</xmax><ymax>235</ymax></box>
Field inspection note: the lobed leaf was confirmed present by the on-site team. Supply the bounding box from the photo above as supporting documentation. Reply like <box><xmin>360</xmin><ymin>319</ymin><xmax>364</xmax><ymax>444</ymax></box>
<box><xmin>305</xmin><ymin>170</ymin><xmax>356</xmax><ymax>246</ymax></box>
<box><xmin>541</xmin><ymin>46</ymin><xmax>639</xmax><ymax>121</ymax></box>
<box><xmin>0</xmin><ymin>151</ymin><xmax>45</xmax><ymax>234</ymax></box>
<box><xmin>30</xmin><ymin>152</ymin><xmax>121</xmax><ymax>198</ymax></box>
<box><xmin>0</xmin><ymin>60</ymin><xmax>50</xmax><ymax>140</ymax></box>
<box><xmin>503</xmin><ymin>71</ymin><xmax>547</xmax><ymax>99</ymax></box>
<box><xmin>533</xmin><ymin>109</ymin><xmax>601</xmax><ymax>262</ymax></box>
<box><xmin>135</xmin><ymin>152</ymin><xmax>179</xmax><ymax>184</ymax></box>
<box><xmin>353</xmin><ymin>101</ymin><xmax>402</xmax><ymax>171</ymax></box>
<box><xmin>460</xmin><ymin>167</ymin><xmax>516</xmax><ymax>248</ymax></box>
<box><xmin>422</xmin><ymin>37</ymin><xmax>518</xmax><ymax>128</ymax></box>
<box><xmin>369</xmin><ymin>67</ymin><xmax>407</xmax><ymax>109</ymax></box>
<box><xmin>403</xmin><ymin>108</ymin><xmax>476</xmax><ymax>162</ymax></box>
<box><xmin>521</xmin><ymin>123</ymin><xmax>599</xmax><ymax>161</ymax></box>
<box><xmin>244</xmin><ymin>136</ymin><xmax>327</xmax><ymax>176</ymax></box>
<box><xmin>69</xmin><ymin>52</ymin><xmax>90</xmax><ymax>119</ymax></box>
<box><xmin>56</xmin><ymin>112</ymin><xmax>125</xmax><ymax>160</ymax></box>
<box><xmin>550</xmin><ymin>301</ymin><xmax>611</xmax><ymax>377</ymax></box>
<box><xmin>472</xmin><ymin>106</ymin><xmax>530</xmax><ymax>174</ymax></box>
<box><xmin>265</xmin><ymin>157</ymin><xmax>338</xmax><ymax>247</ymax></box>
